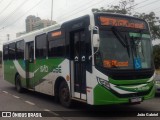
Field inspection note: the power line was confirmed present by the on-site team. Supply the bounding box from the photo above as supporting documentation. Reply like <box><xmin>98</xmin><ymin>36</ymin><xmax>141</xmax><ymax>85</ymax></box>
<box><xmin>155</xmin><ymin>10</ymin><xmax>160</xmax><ymax>14</ymax></box>
<box><xmin>58</xmin><ymin>0</ymin><xmax>116</xmax><ymax>21</ymax></box>
<box><xmin>0</xmin><ymin>0</ymin><xmax>115</xmax><ymax>31</ymax></box>
<box><xmin>126</xmin><ymin>0</ymin><xmax>151</xmax><ymax>9</ymax></box>
<box><xmin>0</xmin><ymin>0</ymin><xmax>116</xmax><ymax>35</ymax></box>
<box><xmin>58</xmin><ymin>0</ymin><xmax>97</xmax><ymax>18</ymax></box>
<box><xmin>0</xmin><ymin>0</ymin><xmax>4</xmax><ymax>4</ymax></box>
<box><xmin>0</xmin><ymin>0</ymin><xmax>30</xmax><ymax>25</ymax></box>
<box><xmin>0</xmin><ymin>0</ymin><xmax>14</xmax><ymax>16</ymax></box>
<box><xmin>0</xmin><ymin>0</ymin><xmax>44</xmax><ymax>31</ymax></box>
<box><xmin>101</xmin><ymin>0</ymin><xmax>118</xmax><ymax>8</ymax></box>
<box><xmin>135</xmin><ymin>0</ymin><xmax>160</xmax><ymax>10</ymax></box>
<box><xmin>145</xmin><ymin>6</ymin><xmax>160</xmax><ymax>13</ymax></box>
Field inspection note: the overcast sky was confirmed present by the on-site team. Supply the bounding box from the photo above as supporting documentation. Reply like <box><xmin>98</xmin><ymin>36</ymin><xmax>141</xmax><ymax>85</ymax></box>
<box><xmin>0</xmin><ymin>0</ymin><xmax>160</xmax><ymax>50</ymax></box>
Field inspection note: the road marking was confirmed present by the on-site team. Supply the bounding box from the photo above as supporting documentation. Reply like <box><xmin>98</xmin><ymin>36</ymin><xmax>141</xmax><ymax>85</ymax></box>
<box><xmin>50</xmin><ymin>112</ymin><xmax>59</xmax><ymax>116</ymax></box>
<box><xmin>44</xmin><ymin>109</ymin><xmax>51</xmax><ymax>111</ymax></box>
<box><xmin>12</xmin><ymin>95</ymin><xmax>20</xmax><ymax>99</ymax></box>
<box><xmin>3</xmin><ymin>91</ymin><xmax>8</xmax><ymax>94</ymax></box>
<box><xmin>25</xmin><ymin>101</ymin><xmax>35</xmax><ymax>105</ymax></box>
<box><xmin>44</xmin><ymin>109</ymin><xmax>59</xmax><ymax>116</ymax></box>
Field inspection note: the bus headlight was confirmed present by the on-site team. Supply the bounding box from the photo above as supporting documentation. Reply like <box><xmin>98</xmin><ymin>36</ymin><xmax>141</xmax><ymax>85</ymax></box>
<box><xmin>97</xmin><ymin>77</ymin><xmax>110</xmax><ymax>89</ymax></box>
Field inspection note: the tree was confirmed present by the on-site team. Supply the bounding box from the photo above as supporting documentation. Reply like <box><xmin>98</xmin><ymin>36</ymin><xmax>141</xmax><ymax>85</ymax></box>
<box><xmin>92</xmin><ymin>0</ymin><xmax>160</xmax><ymax>40</ymax></box>
<box><xmin>135</xmin><ymin>12</ymin><xmax>160</xmax><ymax>40</ymax></box>
<box><xmin>92</xmin><ymin>0</ymin><xmax>133</xmax><ymax>14</ymax></box>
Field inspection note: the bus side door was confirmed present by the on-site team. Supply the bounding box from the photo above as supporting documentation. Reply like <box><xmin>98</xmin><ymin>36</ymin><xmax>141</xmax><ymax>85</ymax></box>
<box><xmin>26</xmin><ymin>41</ymin><xmax>35</xmax><ymax>89</ymax></box>
<box><xmin>70</xmin><ymin>29</ymin><xmax>87</xmax><ymax>100</ymax></box>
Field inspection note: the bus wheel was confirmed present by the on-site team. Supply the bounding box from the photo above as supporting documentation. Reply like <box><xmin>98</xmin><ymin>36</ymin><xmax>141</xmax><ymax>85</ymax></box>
<box><xmin>59</xmin><ymin>81</ymin><xmax>72</xmax><ymax>107</ymax></box>
<box><xmin>15</xmin><ymin>75</ymin><xmax>23</xmax><ymax>93</ymax></box>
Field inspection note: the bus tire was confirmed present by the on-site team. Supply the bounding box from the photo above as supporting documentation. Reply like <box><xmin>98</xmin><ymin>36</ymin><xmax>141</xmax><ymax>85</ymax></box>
<box><xmin>15</xmin><ymin>75</ymin><xmax>23</xmax><ymax>93</ymax></box>
<box><xmin>59</xmin><ymin>81</ymin><xmax>72</xmax><ymax>108</ymax></box>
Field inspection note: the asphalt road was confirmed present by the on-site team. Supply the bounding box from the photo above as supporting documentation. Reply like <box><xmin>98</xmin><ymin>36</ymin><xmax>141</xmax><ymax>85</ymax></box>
<box><xmin>0</xmin><ymin>69</ymin><xmax>160</xmax><ymax>120</ymax></box>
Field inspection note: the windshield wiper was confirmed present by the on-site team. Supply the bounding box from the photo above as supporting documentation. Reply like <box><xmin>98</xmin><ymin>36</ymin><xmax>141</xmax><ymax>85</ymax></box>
<box><xmin>131</xmin><ymin>36</ymin><xmax>138</xmax><ymax>57</ymax></box>
<box><xmin>111</xmin><ymin>27</ymin><xmax>130</xmax><ymax>57</ymax></box>
<box><xmin>124</xmin><ymin>35</ymin><xmax>130</xmax><ymax>58</ymax></box>
<box><xmin>111</xmin><ymin>27</ymin><xmax>127</xmax><ymax>47</ymax></box>
<box><xmin>139</xmin><ymin>32</ymin><xmax>145</xmax><ymax>58</ymax></box>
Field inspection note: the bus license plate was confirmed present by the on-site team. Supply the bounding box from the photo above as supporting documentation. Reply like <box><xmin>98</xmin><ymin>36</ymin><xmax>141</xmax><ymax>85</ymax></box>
<box><xmin>130</xmin><ymin>97</ymin><xmax>142</xmax><ymax>103</ymax></box>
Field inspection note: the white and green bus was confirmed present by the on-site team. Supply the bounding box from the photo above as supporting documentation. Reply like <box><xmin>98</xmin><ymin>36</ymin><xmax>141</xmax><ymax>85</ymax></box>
<box><xmin>3</xmin><ymin>12</ymin><xmax>155</xmax><ymax>107</ymax></box>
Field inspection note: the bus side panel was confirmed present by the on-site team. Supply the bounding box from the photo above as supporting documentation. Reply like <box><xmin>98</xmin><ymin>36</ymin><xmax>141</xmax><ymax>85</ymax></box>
<box><xmin>17</xmin><ymin>59</ymin><xmax>27</xmax><ymax>87</ymax></box>
<box><xmin>33</xmin><ymin>58</ymin><xmax>65</xmax><ymax>95</ymax></box>
<box><xmin>3</xmin><ymin>60</ymin><xmax>17</xmax><ymax>84</ymax></box>
<box><xmin>5</xmin><ymin>59</ymin><xmax>28</xmax><ymax>87</ymax></box>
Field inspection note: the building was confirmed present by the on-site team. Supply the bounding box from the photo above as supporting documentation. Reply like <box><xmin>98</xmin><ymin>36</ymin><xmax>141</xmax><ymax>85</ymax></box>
<box><xmin>25</xmin><ymin>15</ymin><xmax>41</xmax><ymax>33</ymax></box>
<box><xmin>25</xmin><ymin>15</ymin><xmax>56</xmax><ymax>33</ymax></box>
<box><xmin>16</xmin><ymin>15</ymin><xmax>56</xmax><ymax>37</ymax></box>
<box><xmin>32</xmin><ymin>19</ymin><xmax>56</xmax><ymax>31</ymax></box>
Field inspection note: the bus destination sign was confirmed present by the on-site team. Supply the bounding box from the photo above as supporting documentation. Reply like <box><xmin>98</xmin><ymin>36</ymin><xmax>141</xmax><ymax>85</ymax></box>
<box><xmin>99</xmin><ymin>16</ymin><xmax>146</xmax><ymax>29</ymax></box>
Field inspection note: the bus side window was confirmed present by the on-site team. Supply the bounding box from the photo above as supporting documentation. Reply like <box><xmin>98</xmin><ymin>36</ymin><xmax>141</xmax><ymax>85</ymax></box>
<box><xmin>29</xmin><ymin>46</ymin><xmax>34</xmax><ymax>62</ymax></box>
<box><xmin>48</xmin><ymin>38</ymin><xmax>65</xmax><ymax>57</ymax></box>
<box><xmin>3</xmin><ymin>45</ymin><xmax>8</xmax><ymax>60</ymax></box>
<box><xmin>35</xmin><ymin>34</ymin><xmax>47</xmax><ymax>58</ymax></box>
<box><xmin>16</xmin><ymin>40</ymin><xmax>24</xmax><ymax>59</ymax></box>
<box><xmin>48</xmin><ymin>30</ymin><xmax>65</xmax><ymax>58</ymax></box>
<box><xmin>8</xmin><ymin>43</ymin><xmax>16</xmax><ymax>60</ymax></box>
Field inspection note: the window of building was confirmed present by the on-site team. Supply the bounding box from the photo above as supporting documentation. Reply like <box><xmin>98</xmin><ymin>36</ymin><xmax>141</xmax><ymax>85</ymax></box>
<box><xmin>16</xmin><ymin>40</ymin><xmax>24</xmax><ymax>59</ymax></box>
<box><xmin>8</xmin><ymin>42</ymin><xmax>15</xmax><ymax>60</ymax></box>
<box><xmin>3</xmin><ymin>45</ymin><xmax>8</xmax><ymax>60</ymax></box>
<box><xmin>35</xmin><ymin>34</ymin><xmax>47</xmax><ymax>58</ymax></box>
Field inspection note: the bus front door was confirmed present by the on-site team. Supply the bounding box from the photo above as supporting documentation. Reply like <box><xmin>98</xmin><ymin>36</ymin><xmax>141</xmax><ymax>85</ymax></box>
<box><xmin>26</xmin><ymin>41</ymin><xmax>35</xmax><ymax>89</ymax></box>
<box><xmin>71</xmin><ymin>30</ymin><xmax>86</xmax><ymax>101</ymax></box>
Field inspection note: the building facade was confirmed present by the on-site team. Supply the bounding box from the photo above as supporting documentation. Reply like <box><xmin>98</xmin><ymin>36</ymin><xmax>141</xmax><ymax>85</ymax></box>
<box><xmin>25</xmin><ymin>15</ymin><xmax>41</xmax><ymax>33</ymax></box>
<box><xmin>25</xmin><ymin>15</ymin><xmax>56</xmax><ymax>33</ymax></box>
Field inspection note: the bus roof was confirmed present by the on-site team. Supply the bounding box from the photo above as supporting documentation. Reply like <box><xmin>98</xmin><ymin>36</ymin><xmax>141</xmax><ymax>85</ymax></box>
<box><xmin>3</xmin><ymin>23</ymin><xmax>61</xmax><ymax>45</ymax></box>
<box><xmin>3</xmin><ymin>12</ymin><xmax>147</xmax><ymax>45</ymax></box>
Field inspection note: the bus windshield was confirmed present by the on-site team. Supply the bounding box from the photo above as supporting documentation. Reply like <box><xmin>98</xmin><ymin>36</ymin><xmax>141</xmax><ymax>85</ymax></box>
<box><xmin>95</xmin><ymin>30</ymin><xmax>152</xmax><ymax>70</ymax></box>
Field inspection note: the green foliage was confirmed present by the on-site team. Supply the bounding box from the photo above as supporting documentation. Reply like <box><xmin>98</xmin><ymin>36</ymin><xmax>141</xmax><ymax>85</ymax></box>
<box><xmin>153</xmin><ymin>45</ymin><xmax>160</xmax><ymax>69</ymax></box>
<box><xmin>135</xmin><ymin>12</ymin><xmax>160</xmax><ymax>40</ymax></box>
<box><xmin>92</xmin><ymin>6</ymin><xmax>128</xmax><ymax>14</ymax></box>
<box><xmin>92</xmin><ymin>0</ymin><xmax>160</xmax><ymax>40</ymax></box>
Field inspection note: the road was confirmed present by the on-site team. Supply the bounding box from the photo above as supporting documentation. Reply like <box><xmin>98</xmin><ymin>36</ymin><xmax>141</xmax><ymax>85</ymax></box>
<box><xmin>0</xmin><ymin>69</ymin><xmax>160</xmax><ymax>120</ymax></box>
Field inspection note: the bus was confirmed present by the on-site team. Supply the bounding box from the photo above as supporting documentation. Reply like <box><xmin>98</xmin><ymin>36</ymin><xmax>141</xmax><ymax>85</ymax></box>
<box><xmin>3</xmin><ymin>12</ymin><xmax>155</xmax><ymax>107</ymax></box>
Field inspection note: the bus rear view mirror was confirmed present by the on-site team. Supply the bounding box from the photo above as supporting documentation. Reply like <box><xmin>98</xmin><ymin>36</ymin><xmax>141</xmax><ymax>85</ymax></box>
<box><xmin>93</xmin><ymin>34</ymin><xmax>100</xmax><ymax>47</ymax></box>
<box><xmin>92</xmin><ymin>26</ymin><xmax>100</xmax><ymax>48</ymax></box>
<box><xmin>89</xmin><ymin>26</ymin><xmax>100</xmax><ymax>60</ymax></box>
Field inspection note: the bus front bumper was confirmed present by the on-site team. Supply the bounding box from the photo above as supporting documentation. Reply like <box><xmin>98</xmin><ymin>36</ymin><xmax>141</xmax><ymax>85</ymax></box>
<box><xmin>93</xmin><ymin>85</ymin><xmax>155</xmax><ymax>105</ymax></box>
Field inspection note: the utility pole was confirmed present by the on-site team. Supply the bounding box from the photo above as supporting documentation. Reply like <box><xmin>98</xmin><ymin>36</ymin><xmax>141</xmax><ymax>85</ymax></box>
<box><xmin>51</xmin><ymin>0</ymin><xmax>53</xmax><ymax>25</ymax></box>
<box><xmin>7</xmin><ymin>34</ymin><xmax>10</xmax><ymax>41</ymax></box>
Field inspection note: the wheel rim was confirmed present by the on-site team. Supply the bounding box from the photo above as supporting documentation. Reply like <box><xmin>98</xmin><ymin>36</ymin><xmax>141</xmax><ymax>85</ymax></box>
<box><xmin>60</xmin><ymin>87</ymin><xmax>69</xmax><ymax>103</ymax></box>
